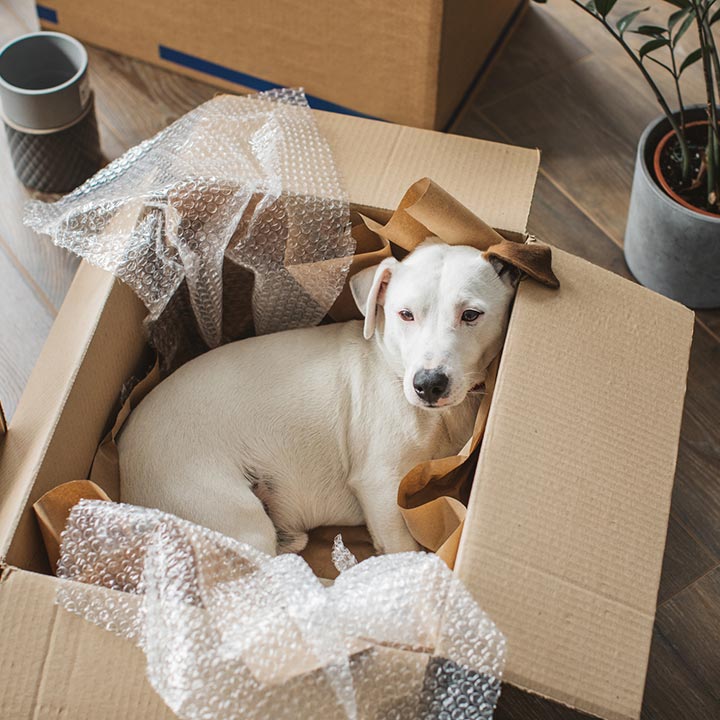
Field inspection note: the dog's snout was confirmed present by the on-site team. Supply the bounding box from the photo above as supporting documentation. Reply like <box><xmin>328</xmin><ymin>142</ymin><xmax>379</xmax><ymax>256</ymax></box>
<box><xmin>413</xmin><ymin>369</ymin><xmax>450</xmax><ymax>404</ymax></box>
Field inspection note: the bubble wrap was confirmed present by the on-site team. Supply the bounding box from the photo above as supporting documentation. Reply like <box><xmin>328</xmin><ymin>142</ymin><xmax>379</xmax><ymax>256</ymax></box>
<box><xmin>24</xmin><ymin>89</ymin><xmax>354</xmax><ymax>354</ymax></box>
<box><xmin>57</xmin><ymin>500</ymin><xmax>506</xmax><ymax>720</ymax></box>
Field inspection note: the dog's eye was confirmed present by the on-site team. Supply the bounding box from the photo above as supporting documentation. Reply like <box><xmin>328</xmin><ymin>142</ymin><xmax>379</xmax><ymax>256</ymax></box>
<box><xmin>398</xmin><ymin>310</ymin><xmax>414</xmax><ymax>322</ymax></box>
<box><xmin>461</xmin><ymin>309</ymin><xmax>483</xmax><ymax>323</ymax></box>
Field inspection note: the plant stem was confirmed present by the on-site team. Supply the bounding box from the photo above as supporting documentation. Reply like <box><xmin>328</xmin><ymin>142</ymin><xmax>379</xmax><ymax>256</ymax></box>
<box><xmin>567</xmin><ymin>0</ymin><xmax>692</xmax><ymax>183</ymax></box>
<box><xmin>701</xmin><ymin>2</ymin><xmax>720</xmax><ymax>103</ymax></box>
<box><xmin>693</xmin><ymin>0</ymin><xmax>720</xmax><ymax>207</ymax></box>
<box><xmin>668</xmin><ymin>37</ymin><xmax>686</xmax><ymax>132</ymax></box>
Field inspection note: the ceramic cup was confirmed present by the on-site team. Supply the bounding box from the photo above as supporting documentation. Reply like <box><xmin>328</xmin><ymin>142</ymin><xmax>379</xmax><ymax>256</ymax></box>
<box><xmin>0</xmin><ymin>31</ymin><xmax>102</xmax><ymax>193</ymax></box>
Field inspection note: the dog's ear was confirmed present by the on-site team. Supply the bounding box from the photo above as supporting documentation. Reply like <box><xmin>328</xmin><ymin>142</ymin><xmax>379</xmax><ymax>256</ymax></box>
<box><xmin>349</xmin><ymin>257</ymin><xmax>398</xmax><ymax>339</ymax></box>
<box><xmin>488</xmin><ymin>257</ymin><xmax>522</xmax><ymax>288</ymax></box>
<box><xmin>485</xmin><ymin>240</ymin><xmax>559</xmax><ymax>289</ymax></box>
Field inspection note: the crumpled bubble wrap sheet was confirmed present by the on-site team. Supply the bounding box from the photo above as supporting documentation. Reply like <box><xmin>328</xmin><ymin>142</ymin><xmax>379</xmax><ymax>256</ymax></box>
<box><xmin>24</xmin><ymin>89</ymin><xmax>354</xmax><ymax>352</ymax></box>
<box><xmin>57</xmin><ymin>500</ymin><xmax>506</xmax><ymax>720</ymax></box>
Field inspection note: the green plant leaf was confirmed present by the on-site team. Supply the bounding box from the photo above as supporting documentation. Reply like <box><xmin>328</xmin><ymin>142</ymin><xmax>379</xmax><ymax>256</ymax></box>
<box><xmin>585</xmin><ymin>0</ymin><xmax>597</xmax><ymax>12</ymax></box>
<box><xmin>673</xmin><ymin>10</ymin><xmax>696</xmax><ymax>43</ymax></box>
<box><xmin>710</xmin><ymin>7</ymin><xmax>720</xmax><ymax>25</ymax></box>
<box><xmin>664</xmin><ymin>0</ymin><xmax>690</xmax><ymax>8</ymax></box>
<box><xmin>679</xmin><ymin>47</ymin><xmax>703</xmax><ymax>73</ymax></box>
<box><xmin>668</xmin><ymin>7</ymin><xmax>690</xmax><ymax>31</ymax></box>
<box><xmin>618</xmin><ymin>9</ymin><xmax>650</xmax><ymax>36</ymax></box>
<box><xmin>594</xmin><ymin>0</ymin><xmax>618</xmax><ymax>18</ymax></box>
<box><xmin>639</xmin><ymin>37</ymin><xmax>670</xmax><ymax>57</ymax></box>
<box><xmin>634</xmin><ymin>24</ymin><xmax>667</xmax><ymax>37</ymax></box>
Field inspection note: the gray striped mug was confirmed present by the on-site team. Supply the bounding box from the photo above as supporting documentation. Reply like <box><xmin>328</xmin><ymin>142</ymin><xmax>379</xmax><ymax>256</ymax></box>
<box><xmin>0</xmin><ymin>31</ymin><xmax>102</xmax><ymax>193</ymax></box>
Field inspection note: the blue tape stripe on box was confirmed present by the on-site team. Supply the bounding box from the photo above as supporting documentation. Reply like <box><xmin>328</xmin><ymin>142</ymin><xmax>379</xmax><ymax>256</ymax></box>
<box><xmin>36</xmin><ymin>4</ymin><xmax>58</xmax><ymax>23</ymax></box>
<box><xmin>158</xmin><ymin>45</ymin><xmax>380</xmax><ymax>120</ymax></box>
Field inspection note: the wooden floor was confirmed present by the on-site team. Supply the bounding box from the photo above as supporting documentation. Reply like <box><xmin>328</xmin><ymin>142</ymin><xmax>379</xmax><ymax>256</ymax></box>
<box><xmin>1</xmin><ymin>1</ymin><xmax>718</xmax><ymax>718</ymax></box>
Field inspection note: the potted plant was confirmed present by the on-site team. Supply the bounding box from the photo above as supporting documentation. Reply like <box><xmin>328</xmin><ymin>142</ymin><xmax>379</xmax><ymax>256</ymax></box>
<box><xmin>534</xmin><ymin>0</ymin><xmax>720</xmax><ymax>308</ymax></box>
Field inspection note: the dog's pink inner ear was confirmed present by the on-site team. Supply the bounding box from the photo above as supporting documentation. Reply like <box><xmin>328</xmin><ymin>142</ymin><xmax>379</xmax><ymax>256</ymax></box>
<box><xmin>366</xmin><ymin>259</ymin><xmax>397</xmax><ymax>311</ymax></box>
<box><xmin>376</xmin><ymin>276</ymin><xmax>390</xmax><ymax>305</ymax></box>
<box><xmin>350</xmin><ymin>257</ymin><xmax>398</xmax><ymax>339</ymax></box>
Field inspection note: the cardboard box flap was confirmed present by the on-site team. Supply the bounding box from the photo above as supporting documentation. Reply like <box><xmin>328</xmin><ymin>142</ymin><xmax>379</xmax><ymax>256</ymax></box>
<box><xmin>0</xmin><ymin>567</ymin><xmax>175</xmax><ymax>719</ymax></box>
<box><xmin>314</xmin><ymin>111</ymin><xmax>539</xmax><ymax>234</ymax></box>
<box><xmin>0</xmin><ymin>264</ymin><xmax>147</xmax><ymax>569</ymax></box>
<box><xmin>455</xmin><ymin>247</ymin><xmax>694</xmax><ymax>720</ymax></box>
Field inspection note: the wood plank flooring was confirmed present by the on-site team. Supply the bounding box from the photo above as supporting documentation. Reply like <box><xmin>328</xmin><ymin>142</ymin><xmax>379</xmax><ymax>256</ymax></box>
<box><xmin>0</xmin><ymin>0</ymin><xmax>718</xmax><ymax>717</ymax></box>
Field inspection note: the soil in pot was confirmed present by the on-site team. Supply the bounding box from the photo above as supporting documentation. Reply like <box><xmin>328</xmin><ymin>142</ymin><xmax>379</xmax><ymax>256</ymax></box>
<box><xmin>654</xmin><ymin>119</ymin><xmax>720</xmax><ymax>217</ymax></box>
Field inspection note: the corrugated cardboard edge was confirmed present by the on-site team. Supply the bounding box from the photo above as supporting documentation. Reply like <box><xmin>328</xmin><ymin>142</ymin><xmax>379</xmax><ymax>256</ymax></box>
<box><xmin>455</xmin><ymin>248</ymin><xmax>694</xmax><ymax>720</ymax></box>
<box><xmin>0</xmin><ymin>263</ymin><xmax>147</xmax><ymax>569</ymax></box>
<box><xmin>0</xmin><ymin>263</ymin><xmax>113</xmax><ymax>559</ymax></box>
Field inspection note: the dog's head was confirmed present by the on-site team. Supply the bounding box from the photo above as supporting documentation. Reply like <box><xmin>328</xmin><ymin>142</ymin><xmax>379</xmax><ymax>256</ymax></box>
<box><xmin>350</xmin><ymin>240</ymin><xmax>517</xmax><ymax>410</ymax></box>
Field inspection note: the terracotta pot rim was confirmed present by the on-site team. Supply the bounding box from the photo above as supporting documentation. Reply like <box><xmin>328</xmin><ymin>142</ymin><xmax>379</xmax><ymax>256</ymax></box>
<box><xmin>652</xmin><ymin>119</ymin><xmax>720</xmax><ymax>219</ymax></box>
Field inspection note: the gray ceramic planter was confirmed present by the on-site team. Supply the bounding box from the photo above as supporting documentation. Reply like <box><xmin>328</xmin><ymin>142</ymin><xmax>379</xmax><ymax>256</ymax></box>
<box><xmin>624</xmin><ymin>108</ymin><xmax>720</xmax><ymax>309</ymax></box>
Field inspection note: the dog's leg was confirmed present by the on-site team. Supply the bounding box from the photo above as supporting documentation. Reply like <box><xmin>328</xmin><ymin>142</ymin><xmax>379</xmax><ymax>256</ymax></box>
<box><xmin>183</xmin><ymin>471</ymin><xmax>280</xmax><ymax>556</ymax></box>
<box><xmin>352</xmin><ymin>474</ymin><xmax>421</xmax><ymax>554</ymax></box>
<box><xmin>277</xmin><ymin>530</ymin><xmax>309</xmax><ymax>554</ymax></box>
<box><xmin>217</xmin><ymin>495</ymin><xmax>280</xmax><ymax>557</ymax></box>
<box><xmin>121</xmin><ymin>460</ymin><xmax>279</xmax><ymax>556</ymax></box>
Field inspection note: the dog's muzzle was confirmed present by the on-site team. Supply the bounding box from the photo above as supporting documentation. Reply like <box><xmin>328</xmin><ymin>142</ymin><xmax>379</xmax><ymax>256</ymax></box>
<box><xmin>413</xmin><ymin>369</ymin><xmax>450</xmax><ymax>405</ymax></box>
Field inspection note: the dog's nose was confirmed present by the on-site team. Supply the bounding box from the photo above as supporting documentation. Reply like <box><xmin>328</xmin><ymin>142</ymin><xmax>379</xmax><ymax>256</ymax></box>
<box><xmin>413</xmin><ymin>369</ymin><xmax>450</xmax><ymax>403</ymax></box>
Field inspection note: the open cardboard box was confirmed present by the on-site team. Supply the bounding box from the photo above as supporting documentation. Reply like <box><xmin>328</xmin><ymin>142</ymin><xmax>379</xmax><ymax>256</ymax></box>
<box><xmin>0</xmin><ymin>111</ymin><xmax>694</xmax><ymax>720</ymax></box>
<box><xmin>36</xmin><ymin>0</ymin><xmax>527</xmax><ymax>129</ymax></box>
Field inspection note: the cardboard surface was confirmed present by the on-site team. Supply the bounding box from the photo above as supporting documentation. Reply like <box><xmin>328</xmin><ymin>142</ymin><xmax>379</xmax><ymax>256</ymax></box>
<box><xmin>313</xmin><ymin>111</ymin><xmax>540</xmax><ymax>234</ymax></box>
<box><xmin>0</xmin><ymin>567</ymin><xmax>175</xmax><ymax>719</ymax></box>
<box><xmin>0</xmin><ymin>109</ymin><xmax>694</xmax><ymax>720</ymax></box>
<box><xmin>455</xmin><ymin>249</ymin><xmax>693</xmax><ymax>720</ymax></box>
<box><xmin>37</xmin><ymin>0</ymin><xmax>526</xmax><ymax>129</ymax></box>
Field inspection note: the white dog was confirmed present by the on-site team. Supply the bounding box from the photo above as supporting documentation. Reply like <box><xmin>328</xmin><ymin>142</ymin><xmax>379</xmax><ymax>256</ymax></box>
<box><xmin>118</xmin><ymin>240</ymin><xmax>517</xmax><ymax>556</ymax></box>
